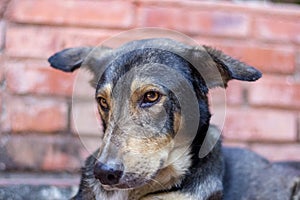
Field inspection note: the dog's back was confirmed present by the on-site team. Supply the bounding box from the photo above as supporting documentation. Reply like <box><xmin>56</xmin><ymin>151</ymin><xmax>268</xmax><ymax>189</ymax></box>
<box><xmin>223</xmin><ymin>147</ymin><xmax>300</xmax><ymax>200</ymax></box>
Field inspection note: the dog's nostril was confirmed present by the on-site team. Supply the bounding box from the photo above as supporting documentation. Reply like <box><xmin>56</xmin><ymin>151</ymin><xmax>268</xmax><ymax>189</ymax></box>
<box><xmin>107</xmin><ymin>174</ymin><xmax>116</xmax><ymax>181</ymax></box>
<box><xmin>94</xmin><ymin>161</ymin><xmax>123</xmax><ymax>186</ymax></box>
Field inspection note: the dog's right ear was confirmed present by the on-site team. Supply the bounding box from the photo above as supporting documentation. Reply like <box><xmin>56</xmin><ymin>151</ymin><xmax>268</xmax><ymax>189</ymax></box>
<box><xmin>48</xmin><ymin>47</ymin><xmax>93</xmax><ymax>72</ymax></box>
<box><xmin>48</xmin><ymin>46</ymin><xmax>112</xmax><ymax>73</ymax></box>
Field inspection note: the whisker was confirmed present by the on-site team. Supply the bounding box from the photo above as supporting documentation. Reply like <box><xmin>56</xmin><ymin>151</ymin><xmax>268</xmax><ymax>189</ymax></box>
<box><xmin>145</xmin><ymin>177</ymin><xmax>167</xmax><ymax>191</ymax></box>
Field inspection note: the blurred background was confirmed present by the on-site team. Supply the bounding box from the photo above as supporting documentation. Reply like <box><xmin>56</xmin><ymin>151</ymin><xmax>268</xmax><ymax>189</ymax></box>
<box><xmin>0</xmin><ymin>0</ymin><xmax>300</xmax><ymax>197</ymax></box>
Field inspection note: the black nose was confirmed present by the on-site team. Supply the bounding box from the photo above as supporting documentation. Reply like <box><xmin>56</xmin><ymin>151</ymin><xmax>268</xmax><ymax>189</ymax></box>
<box><xmin>94</xmin><ymin>162</ymin><xmax>123</xmax><ymax>185</ymax></box>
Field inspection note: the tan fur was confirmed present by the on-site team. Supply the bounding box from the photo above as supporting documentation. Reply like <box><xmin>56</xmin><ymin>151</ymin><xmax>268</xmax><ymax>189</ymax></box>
<box><xmin>96</xmin><ymin>84</ymin><xmax>112</xmax><ymax>101</ymax></box>
<box><xmin>126</xmin><ymin>135</ymin><xmax>173</xmax><ymax>154</ymax></box>
<box><xmin>141</xmin><ymin>192</ymin><xmax>195</xmax><ymax>200</ymax></box>
<box><xmin>173</xmin><ymin>112</ymin><xmax>181</xmax><ymax>136</ymax></box>
<box><xmin>96</xmin><ymin>83</ymin><xmax>113</xmax><ymax>120</ymax></box>
<box><xmin>128</xmin><ymin>144</ymin><xmax>192</xmax><ymax>199</ymax></box>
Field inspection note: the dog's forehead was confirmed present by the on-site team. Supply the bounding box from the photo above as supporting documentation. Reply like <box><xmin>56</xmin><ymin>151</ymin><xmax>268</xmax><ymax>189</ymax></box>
<box><xmin>96</xmin><ymin>47</ymin><xmax>195</xmax><ymax>94</ymax></box>
<box><xmin>97</xmin><ymin>63</ymin><xmax>182</xmax><ymax>97</ymax></box>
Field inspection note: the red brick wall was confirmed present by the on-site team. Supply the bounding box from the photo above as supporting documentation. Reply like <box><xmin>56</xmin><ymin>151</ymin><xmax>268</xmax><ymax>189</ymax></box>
<box><xmin>1</xmin><ymin>0</ymin><xmax>300</xmax><ymax>175</ymax></box>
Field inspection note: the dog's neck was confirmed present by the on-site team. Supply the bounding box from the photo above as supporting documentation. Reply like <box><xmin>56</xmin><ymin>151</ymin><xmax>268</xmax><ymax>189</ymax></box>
<box><xmin>181</xmin><ymin>125</ymin><xmax>224</xmax><ymax>199</ymax></box>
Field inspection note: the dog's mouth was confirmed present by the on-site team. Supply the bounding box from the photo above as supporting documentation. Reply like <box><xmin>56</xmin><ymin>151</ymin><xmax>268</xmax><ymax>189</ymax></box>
<box><xmin>102</xmin><ymin>182</ymin><xmax>139</xmax><ymax>190</ymax></box>
<box><xmin>101</xmin><ymin>184</ymin><xmax>129</xmax><ymax>191</ymax></box>
<box><xmin>99</xmin><ymin>172</ymin><xmax>157</xmax><ymax>190</ymax></box>
<box><xmin>101</xmin><ymin>179</ymin><xmax>146</xmax><ymax>190</ymax></box>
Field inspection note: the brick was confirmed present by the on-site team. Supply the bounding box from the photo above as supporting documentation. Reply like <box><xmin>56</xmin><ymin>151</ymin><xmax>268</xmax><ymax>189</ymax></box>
<box><xmin>138</xmin><ymin>6</ymin><xmax>250</xmax><ymax>37</ymax></box>
<box><xmin>0</xmin><ymin>21</ymin><xmax>5</xmax><ymax>50</ymax></box>
<box><xmin>218</xmin><ymin>44</ymin><xmax>295</xmax><ymax>74</ymax></box>
<box><xmin>208</xmin><ymin>87</ymin><xmax>227</xmax><ymax>129</ymax></box>
<box><xmin>0</xmin><ymin>54</ymin><xmax>4</xmax><ymax>83</ymax></box>
<box><xmin>7</xmin><ymin>0</ymin><xmax>134</xmax><ymax>28</ymax></box>
<box><xmin>0</xmin><ymin>173</ymin><xmax>80</xmax><ymax>186</ymax></box>
<box><xmin>251</xmin><ymin>143</ymin><xmax>300</xmax><ymax>161</ymax></box>
<box><xmin>222</xmin><ymin>141</ymin><xmax>249</xmax><ymax>149</ymax></box>
<box><xmin>193</xmin><ymin>39</ymin><xmax>295</xmax><ymax>74</ymax></box>
<box><xmin>255</xmin><ymin>17</ymin><xmax>300</xmax><ymax>44</ymax></box>
<box><xmin>78</xmin><ymin>136</ymin><xmax>102</xmax><ymax>160</ymax></box>
<box><xmin>209</xmin><ymin>81</ymin><xmax>248</xmax><ymax>128</ymax></box>
<box><xmin>208</xmin><ymin>87</ymin><xmax>226</xmax><ymax>107</ymax></box>
<box><xmin>253</xmin><ymin>4</ymin><xmax>300</xmax><ymax>17</ymax></box>
<box><xmin>0</xmin><ymin>56</ymin><xmax>2</xmax><ymax>129</ymax></box>
<box><xmin>6</xmin><ymin>25</ymin><xmax>117</xmax><ymax>59</ymax></box>
<box><xmin>0</xmin><ymin>0</ymin><xmax>9</xmax><ymax>17</ymax></box>
<box><xmin>0</xmin><ymin>135</ymin><xmax>83</xmax><ymax>171</ymax></box>
<box><xmin>226</xmin><ymin>80</ymin><xmax>244</xmax><ymax>105</ymax></box>
<box><xmin>41</xmin><ymin>137</ymin><xmax>83</xmax><ymax>171</ymax></box>
<box><xmin>3</xmin><ymin>96</ymin><xmax>68</xmax><ymax>132</ymax></box>
<box><xmin>249</xmin><ymin>75</ymin><xmax>300</xmax><ymax>109</ymax></box>
<box><xmin>71</xmin><ymin>69</ymin><xmax>95</xmax><ymax>99</ymax></box>
<box><xmin>0</xmin><ymin>92</ymin><xmax>2</xmax><ymax>130</ymax></box>
<box><xmin>71</xmin><ymin>100</ymin><xmax>103</xmax><ymax>137</ymax></box>
<box><xmin>209</xmin><ymin>104</ymin><xmax>226</xmax><ymax>130</ymax></box>
<box><xmin>137</xmin><ymin>0</ymin><xmax>300</xmax><ymax>18</ymax></box>
<box><xmin>223</xmin><ymin>108</ymin><xmax>297</xmax><ymax>142</ymax></box>
<box><xmin>5</xmin><ymin>60</ymin><xmax>75</xmax><ymax>96</ymax></box>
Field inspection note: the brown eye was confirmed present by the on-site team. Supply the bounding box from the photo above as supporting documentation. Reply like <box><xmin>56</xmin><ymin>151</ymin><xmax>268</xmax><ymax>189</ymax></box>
<box><xmin>141</xmin><ymin>91</ymin><xmax>161</xmax><ymax>107</ymax></box>
<box><xmin>145</xmin><ymin>91</ymin><xmax>159</xmax><ymax>102</ymax></box>
<box><xmin>97</xmin><ymin>97</ymin><xmax>109</xmax><ymax>110</ymax></box>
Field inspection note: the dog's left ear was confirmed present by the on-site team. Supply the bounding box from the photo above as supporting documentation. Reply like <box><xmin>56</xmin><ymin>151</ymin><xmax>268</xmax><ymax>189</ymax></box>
<box><xmin>199</xmin><ymin>46</ymin><xmax>262</xmax><ymax>88</ymax></box>
<box><xmin>48</xmin><ymin>46</ymin><xmax>112</xmax><ymax>74</ymax></box>
<box><xmin>48</xmin><ymin>47</ymin><xmax>93</xmax><ymax>72</ymax></box>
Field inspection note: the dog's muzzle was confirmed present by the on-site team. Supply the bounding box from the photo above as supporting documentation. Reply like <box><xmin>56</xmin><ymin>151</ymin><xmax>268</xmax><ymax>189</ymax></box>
<box><xmin>94</xmin><ymin>161</ymin><xmax>124</xmax><ymax>186</ymax></box>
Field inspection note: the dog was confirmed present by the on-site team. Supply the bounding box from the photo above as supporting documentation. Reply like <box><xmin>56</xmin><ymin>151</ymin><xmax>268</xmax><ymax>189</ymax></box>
<box><xmin>48</xmin><ymin>38</ymin><xmax>300</xmax><ymax>200</ymax></box>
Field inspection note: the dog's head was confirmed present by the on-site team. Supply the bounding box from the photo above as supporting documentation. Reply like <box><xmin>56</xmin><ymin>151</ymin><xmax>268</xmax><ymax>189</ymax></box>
<box><xmin>48</xmin><ymin>38</ymin><xmax>261</xmax><ymax>190</ymax></box>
